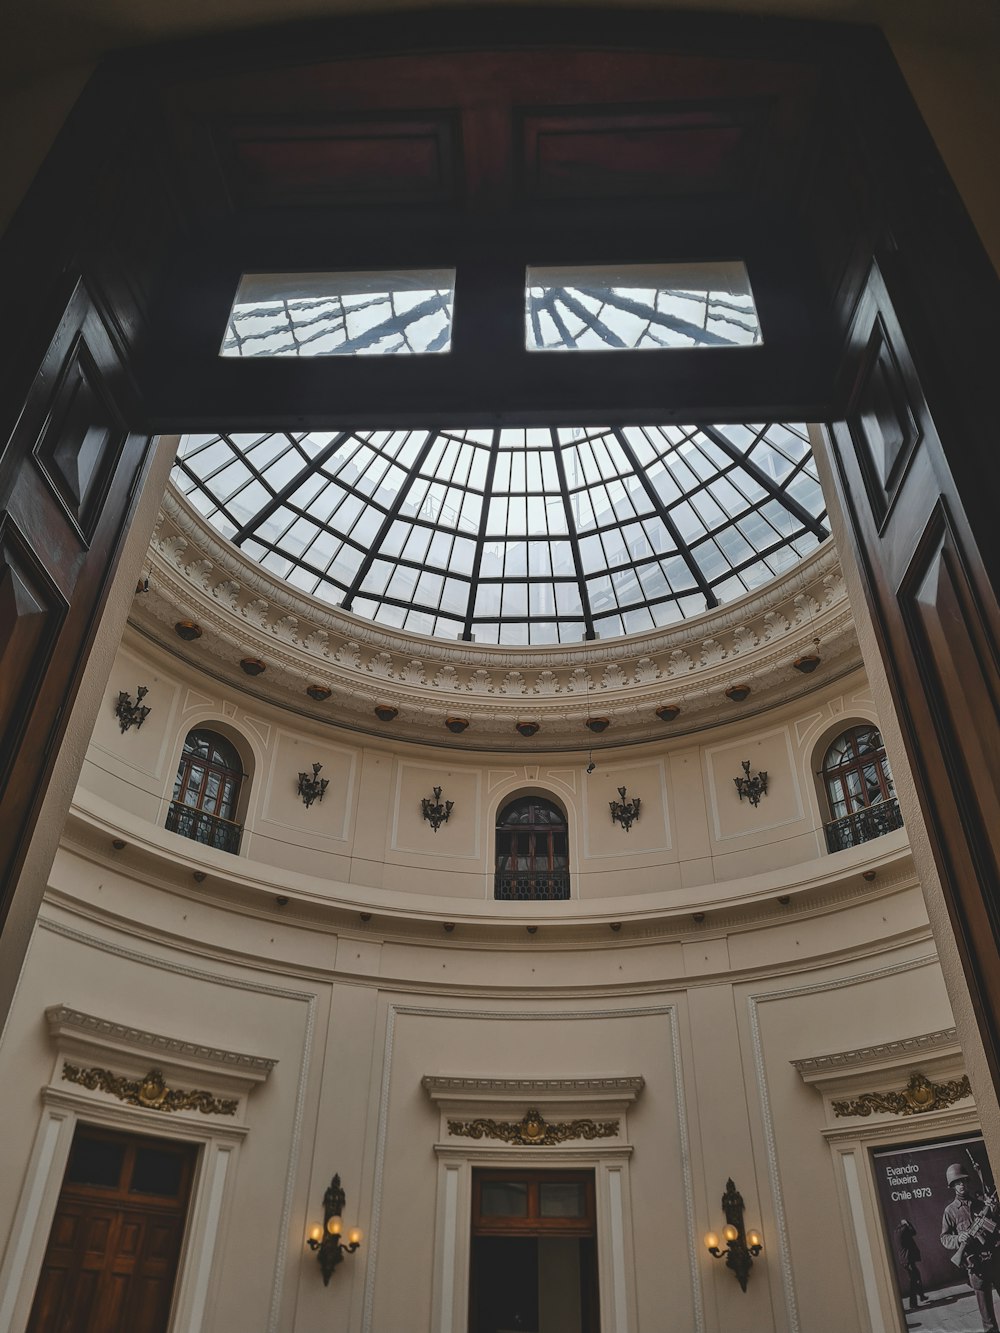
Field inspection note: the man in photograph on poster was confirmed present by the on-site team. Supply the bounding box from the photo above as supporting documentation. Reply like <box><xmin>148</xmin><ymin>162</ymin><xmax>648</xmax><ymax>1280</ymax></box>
<box><xmin>940</xmin><ymin>1159</ymin><xmax>1000</xmax><ymax>1333</ymax></box>
<box><xmin>872</xmin><ymin>1134</ymin><xmax>1000</xmax><ymax>1332</ymax></box>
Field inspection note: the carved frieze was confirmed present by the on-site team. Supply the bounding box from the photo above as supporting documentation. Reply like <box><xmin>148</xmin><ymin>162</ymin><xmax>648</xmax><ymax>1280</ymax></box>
<box><xmin>831</xmin><ymin>1070</ymin><xmax>972</xmax><ymax>1118</ymax></box>
<box><xmin>448</xmin><ymin>1106</ymin><xmax>619</xmax><ymax>1145</ymax></box>
<box><xmin>62</xmin><ymin>1062</ymin><xmax>238</xmax><ymax>1116</ymax></box>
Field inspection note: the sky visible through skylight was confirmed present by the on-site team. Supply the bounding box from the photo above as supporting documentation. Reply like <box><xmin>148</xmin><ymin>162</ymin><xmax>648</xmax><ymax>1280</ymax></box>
<box><xmin>172</xmin><ymin>423</ymin><xmax>827</xmax><ymax>647</ymax></box>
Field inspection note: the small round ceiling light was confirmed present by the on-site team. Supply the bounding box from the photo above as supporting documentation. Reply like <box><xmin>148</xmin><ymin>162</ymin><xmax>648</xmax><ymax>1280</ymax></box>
<box><xmin>445</xmin><ymin>716</ymin><xmax>470</xmax><ymax>734</ymax></box>
<box><xmin>175</xmin><ymin>620</ymin><xmax>202</xmax><ymax>641</ymax></box>
<box><xmin>586</xmin><ymin>717</ymin><xmax>609</xmax><ymax>734</ymax></box>
<box><xmin>374</xmin><ymin>704</ymin><xmax>398</xmax><ymax>722</ymax></box>
<box><xmin>516</xmin><ymin>721</ymin><xmax>540</xmax><ymax>738</ymax></box>
<box><xmin>655</xmin><ymin>704</ymin><xmax>681</xmax><ymax>722</ymax></box>
<box><xmin>306</xmin><ymin>684</ymin><xmax>332</xmax><ymax>702</ymax></box>
<box><xmin>240</xmin><ymin>657</ymin><xmax>266</xmax><ymax>676</ymax></box>
<box><xmin>725</xmin><ymin>683</ymin><xmax>752</xmax><ymax>703</ymax></box>
<box><xmin>793</xmin><ymin>639</ymin><xmax>823</xmax><ymax>674</ymax></box>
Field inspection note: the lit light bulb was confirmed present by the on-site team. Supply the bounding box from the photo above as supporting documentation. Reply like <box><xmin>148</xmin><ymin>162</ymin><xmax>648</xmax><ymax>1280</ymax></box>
<box><xmin>723</xmin><ymin>1224</ymin><xmax>739</xmax><ymax>1244</ymax></box>
<box><xmin>327</xmin><ymin>1217</ymin><xmax>342</xmax><ymax>1237</ymax></box>
<box><xmin>348</xmin><ymin>1228</ymin><xmax>363</xmax><ymax>1246</ymax></box>
<box><xmin>308</xmin><ymin>1224</ymin><xmax>323</xmax><ymax>1244</ymax></box>
<box><xmin>747</xmin><ymin>1230</ymin><xmax>762</xmax><ymax>1249</ymax></box>
<box><xmin>705</xmin><ymin>1231</ymin><xmax>720</xmax><ymax>1251</ymax></box>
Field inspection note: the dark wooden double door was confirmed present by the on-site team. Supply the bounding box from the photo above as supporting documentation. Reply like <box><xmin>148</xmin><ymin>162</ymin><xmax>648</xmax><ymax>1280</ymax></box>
<box><xmin>27</xmin><ymin>1127</ymin><xmax>196</xmax><ymax>1333</ymax></box>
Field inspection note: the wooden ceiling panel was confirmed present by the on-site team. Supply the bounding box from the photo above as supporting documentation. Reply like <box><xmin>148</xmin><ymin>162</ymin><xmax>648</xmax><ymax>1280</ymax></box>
<box><xmin>216</xmin><ymin>113</ymin><xmax>461</xmax><ymax>208</ymax></box>
<box><xmin>519</xmin><ymin>103</ymin><xmax>768</xmax><ymax>200</ymax></box>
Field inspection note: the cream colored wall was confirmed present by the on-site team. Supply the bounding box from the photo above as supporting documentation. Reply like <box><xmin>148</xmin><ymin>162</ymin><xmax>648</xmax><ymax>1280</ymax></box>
<box><xmin>0</xmin><ymin>817</ymin><xmax>956</xmax><ymax>1333</ymax></box>
<box><xmin>80</xmin><ymin>631</ymin><xmax>885</xmax><ymax>904</ymax></box>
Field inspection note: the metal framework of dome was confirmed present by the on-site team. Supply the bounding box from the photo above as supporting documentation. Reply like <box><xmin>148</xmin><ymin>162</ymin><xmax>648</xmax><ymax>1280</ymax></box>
<box><xmin>172</xmin><ymin>423</ymin><xmax>827</xmax><ymax>647</ymax></box>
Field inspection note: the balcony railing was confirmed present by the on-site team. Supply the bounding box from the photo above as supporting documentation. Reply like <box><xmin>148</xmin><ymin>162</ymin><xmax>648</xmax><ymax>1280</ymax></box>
<box><xmin>494</xmin><ymin>871</ymin><xmax>570</xmax><ymax>901</ymax></box>
<box><xmin>824</xmin><ymin>798</ymin><xmax>903</xmax><ymax>854</ymax></box>
<box><xmin>165</xmin><ymin>802</ymin><xmax>243</xmax><ymax>855</ymax></box>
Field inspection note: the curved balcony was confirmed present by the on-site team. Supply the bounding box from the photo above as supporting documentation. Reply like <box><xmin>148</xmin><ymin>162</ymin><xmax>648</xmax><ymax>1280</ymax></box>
<box><xmin>494</xmin><ymin>872</ymin><xmax>571</xmax><ymax>901</ymax></box>
<box><xmin>824</xmin><ymin>799</ymin><xmax>903</xmax><ymax>854</ymax></box>
<box><xmin>165</xmin><ymin>802</ymin><xmax>243</xmax><ymax>855</ymax></box>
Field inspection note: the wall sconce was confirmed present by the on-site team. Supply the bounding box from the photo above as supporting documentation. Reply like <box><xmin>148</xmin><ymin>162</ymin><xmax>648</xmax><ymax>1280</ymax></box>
<box><xmin>610</xmin><ymin>786</ymin><xmax>641</xmax><ymax>832</ymax></box>
<box><xmin>115</xmin><ymin>686</ymin><xmax>151</xmax><ymax>733</ymax></box>
<box><xmin>734</xmin><ymin>760</ymin><xmax>768</xmax><ymax>807</ymax></box>
<box><xmin>297</xmin><ymin>763</ymin><xmax>329</xmax><ymax>809</ymax></box>
<box><xmin>705</xmin><ymin>1178</ymin><xmax>762</xmax><ymax>1291</ymax></box>
<box><xmin>307</xmin><ymin>1174</ymin><xmax>362</xmax><ymax>1285</ymax></box>
<box><xmin>421</xmin><ymin>786</ymin><xmax>453</xmax><ymax>832</ymax></box>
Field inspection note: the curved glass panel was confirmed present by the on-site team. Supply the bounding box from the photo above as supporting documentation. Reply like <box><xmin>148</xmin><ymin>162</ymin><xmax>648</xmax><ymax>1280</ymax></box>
<box><xmin>172</xmin><ymin>421</ymin><xmax>827</xmax><ymax>646</ymax></box>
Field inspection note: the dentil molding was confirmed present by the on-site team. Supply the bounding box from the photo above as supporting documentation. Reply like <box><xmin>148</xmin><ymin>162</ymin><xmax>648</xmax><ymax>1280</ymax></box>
<box><xmin>128</xmin><ymin>487</ymin><xmax>862</xmax><ymax>748</ymax></box>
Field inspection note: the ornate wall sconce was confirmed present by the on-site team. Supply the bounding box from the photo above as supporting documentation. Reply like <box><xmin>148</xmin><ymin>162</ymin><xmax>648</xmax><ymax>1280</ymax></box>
<box><xmin>115</xmin><ymin>686</ymin><xmax>150</xmax><ymax>733</ymax></box>
<box><xmin>421</xmin><ymin>786</ymin><xmax>454</xmax><ymax>832</ymax></box>
<box><xmin>734</xmin><ymin>760</ymin><xmax>768</xmax><ymax>807</ymax></box>
<box><xmin>610</xmin><ymin>786</ymin><xmax>641</xmax><ymax>832</ymax></box>
<box><xmin>307</xmin><ymin>1175</ymin><xmax>362</xmax><ymax>1285</ymax></box>
<box><xmin>297</xmin><ymin>763</ymin><xmax>328</xmax><ymax>809</ymax></box>
<box><xmin>705</xmin><ymin>1178</ymin><xmax>762</xmax><ymax>1291</ymax></box>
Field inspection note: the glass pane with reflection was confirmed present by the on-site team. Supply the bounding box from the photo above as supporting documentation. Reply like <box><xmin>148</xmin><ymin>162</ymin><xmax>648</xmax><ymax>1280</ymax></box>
<box><xmin>526</xmin><ymin>261</ymin><xmax>760</xmax><ymax>351</ymax></box>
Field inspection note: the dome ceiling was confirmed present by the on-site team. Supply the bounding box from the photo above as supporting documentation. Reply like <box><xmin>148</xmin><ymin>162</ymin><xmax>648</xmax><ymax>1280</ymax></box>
<box><xmin>172</xmin><ymin>421</ymin><xmax>827</xmax><ymax>647</ymax></box>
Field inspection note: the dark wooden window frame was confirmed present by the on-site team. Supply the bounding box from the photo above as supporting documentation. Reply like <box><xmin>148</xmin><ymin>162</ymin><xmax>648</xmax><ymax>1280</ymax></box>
<box><xmin>472</xmin><ymin>1169</ymin><xmax>596</xmax><ymax>1239</ymax></box>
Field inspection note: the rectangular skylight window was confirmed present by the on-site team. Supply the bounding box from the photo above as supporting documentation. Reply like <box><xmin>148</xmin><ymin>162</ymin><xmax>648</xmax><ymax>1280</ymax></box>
<box><xmin>221</xmin><ymin>269</ymin><xmax>456</xmax><ymax>357</ymax></box>
<box><xmin>525</xmin><ymin>260</ymin><xmax>760</xmax><ymax>351</ymax></box>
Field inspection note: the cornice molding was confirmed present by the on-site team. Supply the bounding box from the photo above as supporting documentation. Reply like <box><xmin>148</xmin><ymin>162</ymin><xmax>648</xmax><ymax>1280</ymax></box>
<box><xmin>128</xmin><ymin>488</ymin><xmax>862</xmax><ymax>747</ymax></box>
<box><xmin>45</xmin><ymin>1003</ymin><xmax>277</xmax><ymax>1083</ymax></box>
<box><xmin>422</xmin><ymin>1075</ymin><xmax>644</xmax><ymax>1100</ymax></box>
<box><xmin>791</xmin><ymin>1027</ymin><xmax>960</xmax><ymax>1079</ymax></box>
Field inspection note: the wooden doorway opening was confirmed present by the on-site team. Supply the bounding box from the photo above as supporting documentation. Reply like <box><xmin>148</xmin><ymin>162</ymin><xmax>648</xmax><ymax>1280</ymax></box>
<box><xmin>470</xmin><ymin>1169</ymin><xmax>599</xmax><ymax>1333</ymax></box>
<box><xmin>27</xmin><ymin>1125</ymin><xmax>197</xmax><ymax>1333</ymax></box>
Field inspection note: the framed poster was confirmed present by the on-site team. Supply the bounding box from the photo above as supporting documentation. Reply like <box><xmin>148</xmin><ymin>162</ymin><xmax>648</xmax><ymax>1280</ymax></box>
<box><xmin>871</xmin><ymin>1133</ymin><xmax>999</xmax><ymax>1331</ymax></box>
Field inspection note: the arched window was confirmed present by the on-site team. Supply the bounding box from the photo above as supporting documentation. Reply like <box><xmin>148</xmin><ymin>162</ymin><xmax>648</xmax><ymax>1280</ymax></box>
<box><xmin>166</xmin><ymin>729</ymin><xmax>245</xmax><ymax>854</ymax></box>
<box><xmin>821</xmin><ymin>724</ymin><xmax>902</xmax><ymax>852</ymax></box>
<box><xmin>494</xmin><ymin>796</ymin><xmax>569</xmax><ymax>900</ymax></box>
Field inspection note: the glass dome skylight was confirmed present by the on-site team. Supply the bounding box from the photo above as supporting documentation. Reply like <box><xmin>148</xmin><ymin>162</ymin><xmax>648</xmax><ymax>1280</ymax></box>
<box><xmin>172</xmin><ymin>423</ymin><xmax>827</xmax><ymax>646</ymax></box>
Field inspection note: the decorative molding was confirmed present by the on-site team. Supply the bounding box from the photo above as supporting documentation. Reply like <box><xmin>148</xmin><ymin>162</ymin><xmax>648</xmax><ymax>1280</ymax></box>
<box><xmin>129</xmin><ymin>489</ymin><xmax>862</xmax><ymax>748</ymax></box>
<box><xmin>423</xmin><ymin>1075</ymin><xmax>643</xmax><ymax>1099</ymax></box>
<box><xmin>62</xmin><ymin>1062</ymin><xmax>238</xmax><ymax>1116</ymax></box>
<box><xmin>447</xmin><ymin>1108</ymin><xmax>619</xmax><ymax>1145</ymax></box>
<box><xmin>831</xmin><ymin>1071</ymin><xmax>971</xmax><ymax>1119</ymax></box>
<box><xmin>366</xmin><ymin>1005</ymin><xmax>684</xmax><ymax>1333</ymax></box>
<box><xmin>36</xmin><ymin>920</ymin><xmax>314</xmax><ymax>1333</ymax></box>
<box><xmin>791</xmin><ymin>1027</ymin><xmax>959</xmax><ymax>1078</ymax></box>
<box><xmin>746</xmin><ymin>953</ymin><xmax>941</xmax><ymax>1333</ymax></box>
<box><xmin>45</xmin><ymin>1005</ymin><xmax>277</xmax><ymax>1077</ymax></box>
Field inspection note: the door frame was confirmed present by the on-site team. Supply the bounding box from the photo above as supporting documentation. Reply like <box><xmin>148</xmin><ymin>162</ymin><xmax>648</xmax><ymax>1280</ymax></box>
<box><xmin>431</xmin><ymin>1149</ymin><xmax>635</xmax><ymax>1333</ymax></box>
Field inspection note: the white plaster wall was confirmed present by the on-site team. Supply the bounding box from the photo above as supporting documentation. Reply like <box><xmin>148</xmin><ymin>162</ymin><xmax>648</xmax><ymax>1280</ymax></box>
<box><xmin>80</xmin><ymin>632</ymin><xmax>887</xmax><ymax>906</ymax></box>
<box><xmin>0</xmin><ymin>815</ymin><xmax>965</xmax><ymax>1333</ymax></box>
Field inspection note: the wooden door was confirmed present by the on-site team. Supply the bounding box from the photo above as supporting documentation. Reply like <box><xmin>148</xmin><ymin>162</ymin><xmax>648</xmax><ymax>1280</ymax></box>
<box><xmin>822</xmin><ymin>257</ymin><xmax>1000</xmax><ymax>1082</ymax></box>
<box><xmin>27</xmin><ymin>1127</ymin><xmax>197</xmax><ymax>1333</ymax></box>
<box><xmin>0</xmin><ymin>278</ymin><xmax>156</xmax><ymax>920</ymax></box>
